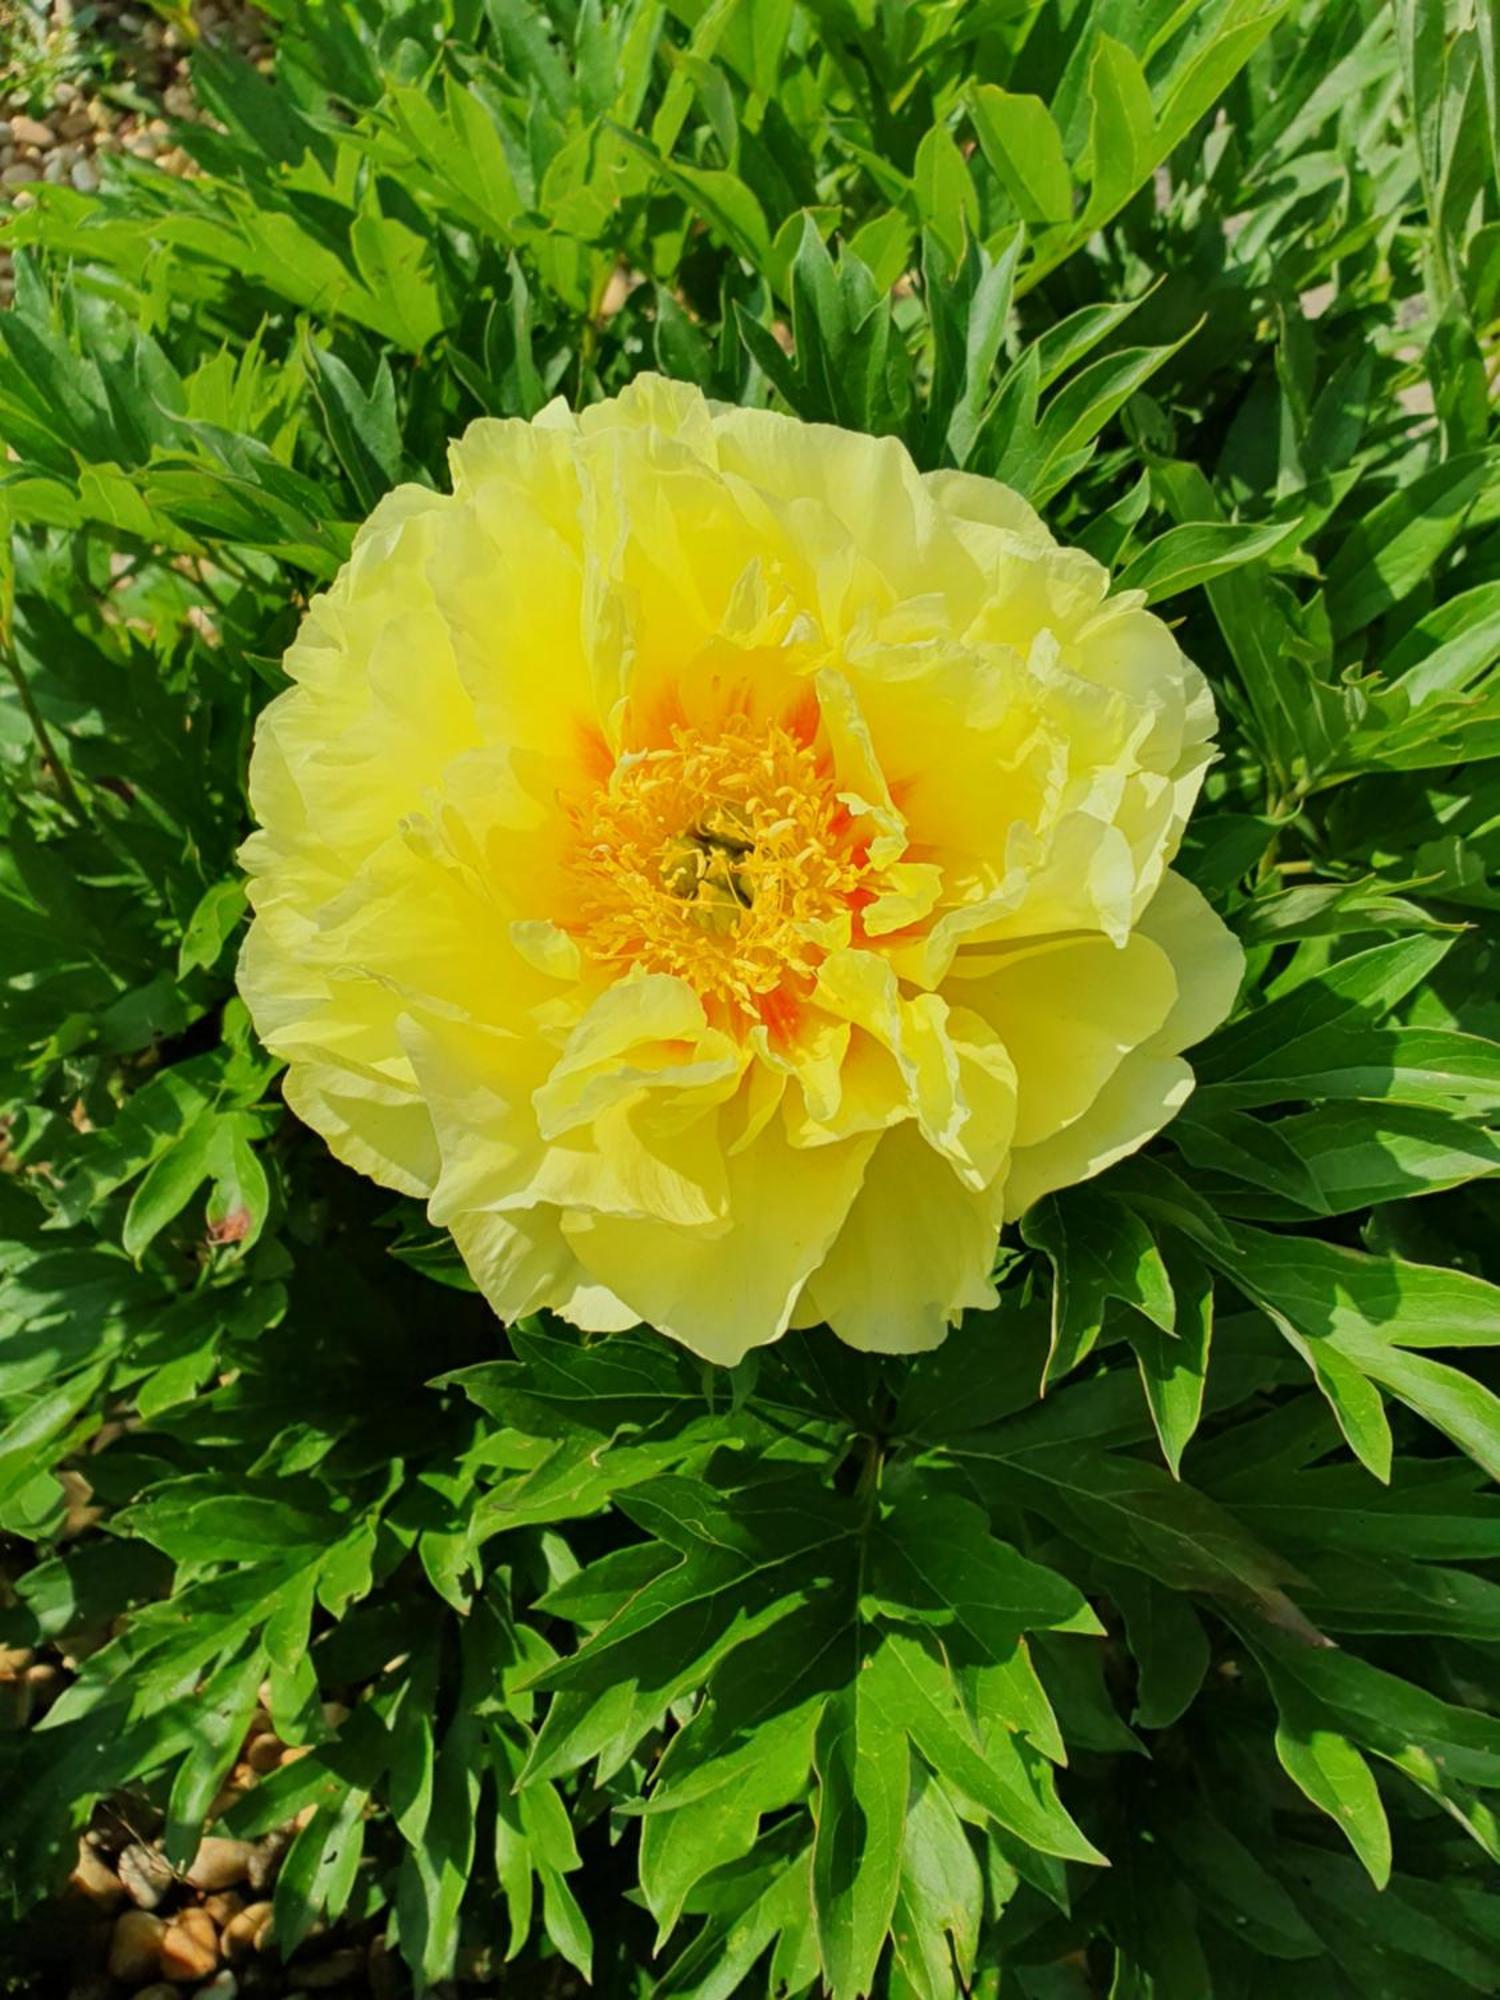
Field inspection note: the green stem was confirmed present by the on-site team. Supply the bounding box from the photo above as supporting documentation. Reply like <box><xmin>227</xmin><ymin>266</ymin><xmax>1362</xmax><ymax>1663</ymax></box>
<box><xmin>3</xmin><ymin>644</ymin><xmax>85</xmax><ymax>821</ymax></box>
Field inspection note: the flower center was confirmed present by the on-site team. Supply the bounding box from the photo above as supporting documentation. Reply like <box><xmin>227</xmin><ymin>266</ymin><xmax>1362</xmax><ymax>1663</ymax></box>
<box><xmin>566</xmin><ymin>711</ymin><xmax>868</xmax><ymax>1026</ymax></box>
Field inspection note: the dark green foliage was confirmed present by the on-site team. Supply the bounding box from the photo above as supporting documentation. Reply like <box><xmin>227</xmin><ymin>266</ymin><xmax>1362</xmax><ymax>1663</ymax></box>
<box><xmin>2</xmin><ymin>0</ymin><xmax>1500</xmax><ymax>1994</ymax></box>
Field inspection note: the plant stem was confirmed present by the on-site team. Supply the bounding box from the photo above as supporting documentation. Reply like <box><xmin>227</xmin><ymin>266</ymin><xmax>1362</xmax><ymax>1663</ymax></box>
<box><xmin>3</xmin><ymin>644</ymin><xmax>85</xmax><ymax>821</ymax></box>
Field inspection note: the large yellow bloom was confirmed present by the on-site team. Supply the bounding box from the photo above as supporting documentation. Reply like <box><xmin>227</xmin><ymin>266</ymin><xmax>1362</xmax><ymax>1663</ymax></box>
<box><xmin>239</xmin><ymin>377</ymin><xmax>1242</xmax><ymax>1363</ymax></box>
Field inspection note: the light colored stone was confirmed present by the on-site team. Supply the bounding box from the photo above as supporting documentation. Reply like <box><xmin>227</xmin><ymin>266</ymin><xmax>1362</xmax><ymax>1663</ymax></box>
<box><xmin>68</xmin><ymin>1840</ymin><xmax>125</xmax><ymax>1911</ymax></box>
<box><xmin>0</xmin><ymin>1647</ymin><xmax>30</xmax><ymax>1675</ymax></box>
<box><xmin>107</xmin><ymin>1910</ymin><xmax>166</xmax><ymax>1983</ymax></box>
<box><xmin>222</xmin><ymin>1900</ymin><xmax>273</xmax><ymax>1961</ymax></box>
<box><xmin>11</xmin><ymin>116</ymin><xmax>55</xmax><ymax>149</ymax></box>
<box><xmin>118</xmin><ymin>1842</ymin><xmax>174</xmax><ymax>1911</ymax></box>
<box><xmin>203</xmin><ymin>1890</ymin><xmax>244</xmax><ymax>1926</ymax></box>
<box><xmin>186</xmin><ymin>1835</ymin><xmax>257</xmax><ymax>1891</ymax></box>
<box><xmin>159</xmin><ymin>1906</ymin><xmax>219</xmax><ymax>1982</ymax></box>
<box><xmin>1</xmin><ymin>163</ymin><xmax>38</xmax><ymax>187</ymax></box>
<box><xmin>70</xmin><ymin>159</ymin><xmax>99</xmax><ymax>194</ymax></box>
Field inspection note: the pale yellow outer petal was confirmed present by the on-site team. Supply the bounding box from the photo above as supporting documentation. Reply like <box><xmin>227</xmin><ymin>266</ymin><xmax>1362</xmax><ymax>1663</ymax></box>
<box><xmin>558</xmin><ymin>1116</ymin><xmax>879</xmax><ymax>1365</ymax></box>
<box><xmin>1002</xmin><ymin>869</ymin><xmax>1243</xmax><ymax>1217</ymax></box>
<box><xmin>450</xmin><ymin>1208</ymin><xmax>638</xmax><ymax>1333</ymax></box>
<box><xmin>807</xmin><ymin>1124</ymin><xmax>1005</xmax><ymax>1353</ymax></box>
<box><xmin>1003</xmin><ymin>1054</ymin><xmax>1196</xmax><ymax>1218</ymax></box>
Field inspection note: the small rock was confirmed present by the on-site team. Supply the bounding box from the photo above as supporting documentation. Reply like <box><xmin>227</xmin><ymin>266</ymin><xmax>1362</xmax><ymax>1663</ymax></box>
<box><xmin>0</xmin><ymin>120</ymin><xmax>11</xmax><ymax>143</ymax></box>
<box><xmin>68</xmin><ymin>1839</ymin><xmax>125</xmax><ymax>1911</ymax></box>
<box><xmin>245</xmin><ymin>1731</ymin><xmax>285</xmax><ymax>1774</ymax></box>
<box><xmin>280</xmin><ymin>1743</ymin><xmax>314</xmax><ymax>1767</ymax></box>
<box><xmin>118</xmin><ymin>1842</ymin><xmax>175</xmax><ymax>1910</ymax></box>
<box><xmin>246</xmin><ymin>1830</ymin><xmax>290</xmax><ymax>1893</ymax></box>
<box><xmin>107</xmin><ymin>1909</ymin><xmax>166</xmax><ymax>1983</ymax></box>
<box><xmin>57</xmin><ymin>108</ymin><xmax>92</xmax><ymax>140</ymax></box>
<box><xmin>10</xmin><ymin>116</ymin><xmax>55</xmax><ymax>149</ymax></box>
<box><xmin>204</xmin><ymin>1890</ymin><xmax>245</xmax><ymax>1926</ymax></box>
<box><xmin>222</xmin><ymin>1901</ymin><xmax>273</xmax><ymax>1961</ymax></box>
<box><xmin>0</xmin><ymin>1646</ymin><xmax>32</xmax><ymax>1676</ymax></box>
<box><xmin>321</xmin><ymin>1701</ymin><xmax>351</xmax><ymax>1730</ymax></box>
<box><xmin>42</xmin><ymin>153</ymin><xmax>68</xmax><ymax>184</ymax></box>
<box><xmin>54</xmin><ymin>79</ymin><xmax>78</xmax><ymax>105</ymax></box>
<box><xmin>70</xmin><ymin>159</ymin><xmax>99</xmax><ymax>194</ymax></box>
<box><xmin>160</xmin><ymin>1907</ymin><xmax>219</xmax><ymax>1981</ymax></box>
<box><xmin>295</xmin><ymin>1948</ymin><xmax>365</xmax><ymax>1990</ymax></box>
<box><xmin>2</xmin><ymin>162</ymin><xmax>40</xmax><ymax>187</ymax></box>
<box><xmin>186</xmin><ymin>1835</ymin><xmax>257</xmax><ymax>1891</ymax></box>
<box><xmin>199</xmin><ymin>1975</ymin><xmax>239</xmax><ymax>2000</ymax></box>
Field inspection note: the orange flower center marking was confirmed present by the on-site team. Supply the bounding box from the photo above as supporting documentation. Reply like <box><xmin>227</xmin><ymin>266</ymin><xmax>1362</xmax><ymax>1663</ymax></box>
<box><xmin>567</xmin><ymin>712</ymin><xmax>868</xmax><ymax>1024</ymax></box>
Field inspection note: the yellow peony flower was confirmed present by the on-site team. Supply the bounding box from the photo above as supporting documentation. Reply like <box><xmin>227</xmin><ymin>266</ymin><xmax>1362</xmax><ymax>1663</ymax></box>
<box><xmin>239</xmin><ymin>376</ymin><xmax>1242</xmax><ymax>1364</ymax></box>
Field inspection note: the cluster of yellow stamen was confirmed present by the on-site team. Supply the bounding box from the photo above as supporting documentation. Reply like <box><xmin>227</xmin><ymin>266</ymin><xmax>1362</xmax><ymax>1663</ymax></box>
<box><xmin>567</xmin><ymin>711</ymin><xmax>868</xmax><ymax>1026</ymax></box>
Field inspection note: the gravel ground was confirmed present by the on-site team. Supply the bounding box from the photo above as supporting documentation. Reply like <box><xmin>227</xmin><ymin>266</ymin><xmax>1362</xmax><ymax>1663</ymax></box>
<box><xmin>0</xmin><ymin>0</ymin><xmax>272</xmax><ymax>303</ymax></box>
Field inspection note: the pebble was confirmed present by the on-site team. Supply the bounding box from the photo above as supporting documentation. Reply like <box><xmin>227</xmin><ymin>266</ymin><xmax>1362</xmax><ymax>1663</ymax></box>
<box><xmin>246</xmin><ymin>1830</ymin><xmax>290</xmax><ymax>1892</ymax></box>
<box><xmin>204</xmin><ymin>1890</ymin><xmax>245</xmax><ymax>1925</ymax></box>
<box><xmin>43</xmin><ymin>153</ymin><xmax>68</xmax><ymax>184</ymax></box>
<box><xmin>68</xmin><ymin>1840</ymin><xmax>125</xmax><ymax>1911</ymax></box>
<box><xmin>0</xmin><ymin>120</ymin><xmax>11</xmax><ymax>143</ymax></box>
<box><xmin>159</xmin><ymin>1907</ymin><xmax>219</xmax><ymax>1981</ymax></box>
<box><xmin>11</xmin><ymin>116</ymin><xmax>56</xmax><ymax>149</ymax></box>
<box><xmin>245</xmin><ymin>1731</ymin><xmax>285</xmax><ymax>1774</ymax></box>
<box><xmin>186</xmin><ymin>1836</ymin><xmax>257</xmax><ymax>1891</ymax></box>
<box><xmin>118</xmin><ymin>1842</ymin><xmax>175</xmax><ymax>1910</ymax></box>
<box><xmin>199</xmin><ymin>1976</ymin><xmax>239</xmax><ymax>2000</ymax></box>
<box><xmin>70</xmin><ymin>159</ymin><xmax>99</xmax><ymax>194</ymax></box>
<box><xmin>222</xmin><ymin>1901</ymin><xmax>273</xmax><ymax>1960</ymax></box>
<box><xmin>107</xmin><ymin>1910</ymin><xmax>166</xmax><ymax>1983</ymax></box>
<box><xmin>0</xmin><ymin>1647</ymin><xmax>34</xmax><ymax>1675</ymax></box>
<box><xmin>2</xmin><ymin>163</ymin><xmax>39</xmax><ymax>187</ymax></box>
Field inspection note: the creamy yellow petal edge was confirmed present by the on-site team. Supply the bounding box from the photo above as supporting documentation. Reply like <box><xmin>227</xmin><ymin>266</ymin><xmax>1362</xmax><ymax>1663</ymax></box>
<box><xmin>238</xmin><ymin>376</ymin><xmax>1241</xmax><ymax>1361</ymax></box>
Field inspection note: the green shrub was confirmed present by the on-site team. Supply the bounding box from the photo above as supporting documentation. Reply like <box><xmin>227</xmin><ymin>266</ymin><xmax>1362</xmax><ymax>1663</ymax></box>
<box><xmin>3</xmin><ymin>1</ymin><xmax>1500</xmax><ymax>1994</ymax></box>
